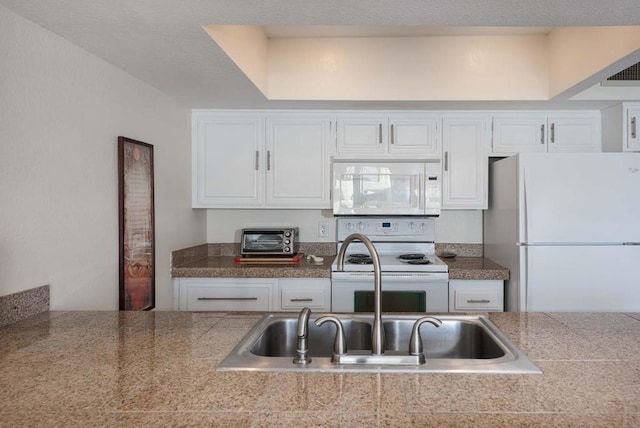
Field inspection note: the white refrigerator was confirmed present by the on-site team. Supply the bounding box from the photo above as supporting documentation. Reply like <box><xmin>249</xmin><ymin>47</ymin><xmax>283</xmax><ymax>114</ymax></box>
<box><xmin>484</xmin><ymin>153</ymin><xmax>640</xmax><ymax>312</ymax></box>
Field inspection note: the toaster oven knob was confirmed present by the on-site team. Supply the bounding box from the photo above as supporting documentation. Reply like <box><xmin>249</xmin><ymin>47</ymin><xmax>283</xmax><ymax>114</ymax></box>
<box><xmin>284</xmin><ymin>246</ymin><xmax>290</xmax><ymax>252</ymax></box>
<box><xmin>285</xmin><ymin>231</ymin><xmax>292</xmax><ymax>237</ymax></box>
<box><xmin>285</xmin><ymin>239</ymin><xmax>291</xmax><ymax>245</ymax></box>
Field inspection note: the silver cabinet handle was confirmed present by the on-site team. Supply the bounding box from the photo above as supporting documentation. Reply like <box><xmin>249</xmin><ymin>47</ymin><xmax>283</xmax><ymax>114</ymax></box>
<box><xmin>378</xmin><ymin>123</ymin><xmax>383</xmax><ymax>144</ymax></box>
<box><xmin>390</xmin><ymin>124</ymin><xmax>395</xmax><ymax>144</ymax></box>
<box><xmin>197</xmin><ymin>297</ymin><xmax>258</xmax><ymax>301</ymax></box>
<box><xmin>255</xmin><ymin>151</ymin><xmax>259</xmax><ymax>170</ymax></box>
<box><xmin>540</xmin><ymin>124</ymin><xmax>545</xmax><ymax>144</ymax></box>
<box><xmin>267</xmin><ymin>150</ymin><xmax>271</xmax><ymax>171</ymax></box>
<box><xmin>550</xmin><ymin>123</ymin><xmax>555</xmax><ymax>143</ymax></box>
<box><xmin>444</xmin><ymin>151</ymin><xmax>449</xmax><ymax>172</ymax></box>
<box><xmin>632</xmin><ymin>117</ymin><xmax>637</xmax><ymax>139</ymax></box>
<box><xmin>290</xmin><ymin>298</ymin><xmax>313</xmax><ymax>302</ymax></box>
<box><xmin>467</xmin><ymin>299</ymin><xmax>491</xmax><ymax>304</ymax></box>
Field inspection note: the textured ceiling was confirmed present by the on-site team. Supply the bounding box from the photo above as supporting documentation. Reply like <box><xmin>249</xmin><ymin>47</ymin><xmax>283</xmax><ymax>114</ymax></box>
<box><xmin>2</xmin><ymin>0</ymin><xmax>640</xmax><ymax>109</ymax></box>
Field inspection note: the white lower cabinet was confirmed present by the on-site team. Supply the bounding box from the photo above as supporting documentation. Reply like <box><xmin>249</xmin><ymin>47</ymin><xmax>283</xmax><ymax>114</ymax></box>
<box><xmin>448</xmin><ymin>280</ymin><xmax>504</xmax><ymax>312</ymax></box>
<box><xmin>277</xmin><ymin>278</ymin><xmax>331</xmax><ymax>311</ymax></box>
<box><xmin>174</xmin><ymin>278</ymin><xmax>276</xmax><ymax>311</ymax></box>
<box><xmin>174</xmin><ymin>277</ymin><xmax>330</xmax><ymax>312</ymax></box>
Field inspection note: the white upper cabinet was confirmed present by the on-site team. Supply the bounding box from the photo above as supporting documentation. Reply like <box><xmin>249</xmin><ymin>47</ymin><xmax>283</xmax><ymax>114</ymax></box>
<box><xmin>625</xmin><ymin>104</ymin><xmax>640</xmax><ymax>151</ymax></box>
<box><xmin>336</xmin><ymin>113</ymin><xmax>388</xmax><ymax>155</ymax></box>
<box><xmin>602</xmin><ymin>102</ymin><xmax>640</xmax><ymax>152</ymax></box>
<box><xmin>265</xmin><ymin>114</ymin><xmax>332</xmax><ymax>208</ymax></box>
<box><xmin>336</xmin><ymin>112</ymin><xmax>440</xmax><ymax>158</ymax></box>
<box><xmin>193</xmin><ymin>111</ymin><xmax>332</xmax><ymax>208</ymax></box>
<box><xmin>491</xmin><ymin>112</ymin><xmax>601</xmax><ymax>155</ymax></box>
<box><xmin>442</xmin><ymin>115</ymin><xmax>489</xmax><ymax>209</ymax></box>
<box><xmin>193</xmin><ymin>112</ymin><xmax>264</xmax><ymax>207</ymax></box>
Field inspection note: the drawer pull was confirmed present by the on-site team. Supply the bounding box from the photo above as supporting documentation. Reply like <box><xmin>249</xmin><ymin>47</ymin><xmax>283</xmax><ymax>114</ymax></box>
<box><xmin>197</xmin><ymin>297</ymin><xmax>258</xmax><ymax>301</ymax></box>
<box><xmin>290</xmin><ymin>298</ymin><xmax>313</xmax><ymax>302</ymax></box>
<box><xmin>467</xmin><ymin>299</ymin><xmax>491</xmax><ymax>304</ymax></box>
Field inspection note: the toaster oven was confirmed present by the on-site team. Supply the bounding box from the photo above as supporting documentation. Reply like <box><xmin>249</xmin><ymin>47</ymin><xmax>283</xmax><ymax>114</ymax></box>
<box><xmin>240</xmin><ymin>228</ymin><xmax>299</xmax><ymax>256</ymax></box>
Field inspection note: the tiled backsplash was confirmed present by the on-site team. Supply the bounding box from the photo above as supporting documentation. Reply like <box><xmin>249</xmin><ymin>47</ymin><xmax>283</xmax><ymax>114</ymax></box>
<box><xmin>0</xmin><ymin>285</ymin><xmax>50</xmax><ymax>327</ymax></box>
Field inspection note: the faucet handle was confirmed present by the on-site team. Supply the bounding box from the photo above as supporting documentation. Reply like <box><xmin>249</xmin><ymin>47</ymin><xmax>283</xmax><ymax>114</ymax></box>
<box><xmin>315</xmin><ymin>316</ymin><xmax>347</xmax><ymax>361</ymax></box>
<box><xmin>409</xmin><ymin>316</ymin><xmax>443</xmax><ymax>356</ymax></box>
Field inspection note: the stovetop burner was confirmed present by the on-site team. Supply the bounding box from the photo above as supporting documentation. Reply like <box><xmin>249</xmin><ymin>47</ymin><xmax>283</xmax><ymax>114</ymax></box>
<box><xmin>398</xmin><ymin>253</ymin><xmax>426</xmax><ymax>260</ymax></box>
<box><xmin>406</xmin><ymin>259</ymin><xmax>432</xmax><ymax>265</ymax></box>
<box><xmin>348</xmin><ymin>254</ymin><xmax>371</xmax><ymax>259</ymax></box>
<box><xmin>347</xmin><ymin>257</ymin><xmax>373</xmax><ymax>265</ymax></box>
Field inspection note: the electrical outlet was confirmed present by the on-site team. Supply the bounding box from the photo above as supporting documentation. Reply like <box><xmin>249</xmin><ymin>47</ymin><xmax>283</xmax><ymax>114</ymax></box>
<box><xmin>318</xmin><ymin>221</ymin><xmax>329</xmax><ymax>238</ymax></box>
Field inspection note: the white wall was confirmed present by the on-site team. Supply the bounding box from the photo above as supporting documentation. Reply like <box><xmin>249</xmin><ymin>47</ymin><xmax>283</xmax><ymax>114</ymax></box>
<box><xmin>267</xmin><ymin>35</ymin><xmax>548</xmax><ymax>101</ymax></box>
<box><xmin>206</xmin><ymin>209</ymin><xmax>482</xmax><ymax>244</ymax></box>
<box><xmin>0</xmin><ymin>5</ymin><xmax>206</xmax><ymax>310</ymax></box>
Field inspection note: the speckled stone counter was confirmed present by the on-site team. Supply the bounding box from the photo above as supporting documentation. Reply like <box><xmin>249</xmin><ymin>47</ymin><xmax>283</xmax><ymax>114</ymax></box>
<box><xmin>444</xmin><ymin>257</ymin><xmax>510</xmax><ymax>281</ymax></box>
<box><xmin>1</xmin><ymin>311</ymin><xmax>639</xmax><ymax>427</ymax></box>
<box><xmin>171</xmin><ymin>255</ymin><xmax>334</xmax><ymax>278</ymax></box>
<box><xmin>172</xmin><ymin>245</ymin><xmax>509</xmax><ymax>281</ymax></box>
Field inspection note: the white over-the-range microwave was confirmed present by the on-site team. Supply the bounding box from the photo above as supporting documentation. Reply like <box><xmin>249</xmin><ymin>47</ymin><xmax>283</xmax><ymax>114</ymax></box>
<box><xmin>332</xmin><ymin>160</ymin><xmax>442</xmax><ymax>216</ymax></box>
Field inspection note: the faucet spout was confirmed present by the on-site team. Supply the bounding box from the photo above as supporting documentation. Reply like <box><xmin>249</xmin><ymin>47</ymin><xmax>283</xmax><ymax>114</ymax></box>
<box><xmin>336</xmin><ymin>233</ymin><xmax>384</xmax><ymax>356</ymax></box>
<box><xmin>293</xmin><ymin>307</ymin><xmax>312</xmax><ymax>364</ymax></box>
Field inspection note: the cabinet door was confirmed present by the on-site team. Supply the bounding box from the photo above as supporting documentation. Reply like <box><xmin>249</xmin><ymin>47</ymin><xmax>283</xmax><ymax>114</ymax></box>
<box><xmin>547</xmin><ymin>114</ymin><xmax>601</xmax><ymax>153</ymax></box>
<box><xmin>442</xmin><ymin>116</ymin><xmax>488</xmax><ymax>209</ymax></box>
<box><xmin>336</xmin><ymin>114</ymin><xmax>388</xmax><ymax>155</ymax></box>
<box><xmin>265</xmin><ymin>114</ymin><xmax>332</xmax><ymax>208</ymax></box>
<box><xmin>625</xmin><ymin>106</ymin><xmax>640</xmax><ymax>151</ymax></box>
<box><xmin>388</xmin><ymin>114</ymin><xmax>440</xmax><ymax>156</ymax></box>
<box><xmin>193</xmin><ymin>113</ymin><xmax>264</xmax><ymax>207</ymax></box>
<box><xmin>491</xmin><ymin>114</ymin><xmax>547</xmax><ymax>154</ymax></box>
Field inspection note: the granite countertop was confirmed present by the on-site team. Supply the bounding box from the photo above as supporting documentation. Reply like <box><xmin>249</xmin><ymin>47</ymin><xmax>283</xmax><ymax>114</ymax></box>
<box><xmin>172</xmin><ymin>254</ymin><xmax>509</xmax><ymax>281</ymax></box>
<box><xmin>444</xmin><ymin>256</ymin><xmax>510</xmax><ymax>281</ymax></box>
<box><xmin>171</xmin><ymin>255</ymin><xmax>334</xmax><ymax>278</ymax></box>
<box><xmin>1</xmin><ymin>310</ymin><xmax>639</xmax><ymax>427</ymax></box>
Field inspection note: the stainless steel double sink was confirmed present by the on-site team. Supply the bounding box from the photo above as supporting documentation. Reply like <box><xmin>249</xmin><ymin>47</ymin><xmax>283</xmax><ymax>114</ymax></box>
<box><xmin>217</xmin><ymin>313</ymin><xmax>541</xmax><ymax>374</ymax></box>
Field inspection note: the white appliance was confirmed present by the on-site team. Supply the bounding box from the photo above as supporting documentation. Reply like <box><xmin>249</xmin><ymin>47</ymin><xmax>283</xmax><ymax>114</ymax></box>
<box><xmin>331</xmin><ymin>217</ymin><xmax>449</xmax><ymax>312</ymax></box>
<box><xmin>332</xmin><ymin>160</ymin><xmax>441</xmax><ymax>216</ymax></box>
<box><xmin>484</xmin><ymin>153</ymin><xmax>640</xmax><ymax>312</ymax></box>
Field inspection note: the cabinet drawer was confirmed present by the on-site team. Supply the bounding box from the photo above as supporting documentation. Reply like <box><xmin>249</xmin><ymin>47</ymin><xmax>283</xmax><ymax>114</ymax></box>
<box><xmin>452</xmin><ymin>289</ymin><xmax>502</xmax><ymax>312</ymax></box>
<box><xmin>280</xmin><ymin>289</ymin><xmax>327</xmax><ymax>310</ymax></box>
<box><xmin>277</xmin><ymin>278</ymin><xmax>331</xmax><ymax>311</ymax></box>
<box><xmin>186</xmin><ymin>286</ymin><xmax>272</xmax><ymax>311</ymax></box>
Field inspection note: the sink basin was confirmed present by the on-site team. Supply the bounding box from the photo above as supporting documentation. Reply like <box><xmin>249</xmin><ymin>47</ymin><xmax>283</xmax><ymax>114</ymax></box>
<box><xmin>250</xmin><ymin>318</ymin><xmax>372</xmax><ymax>357</ymax></box>
<box><xmin>217</xmin><ymin>313</ymin><xmax>541</xmax><ymax>374</ymax></box>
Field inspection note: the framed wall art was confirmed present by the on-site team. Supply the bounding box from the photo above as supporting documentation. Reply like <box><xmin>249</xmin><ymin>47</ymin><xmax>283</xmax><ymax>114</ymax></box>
<box><xmin>118</xmin><ymin>136</ymin><xmax>155</xmax><ymax>310</ymax></box>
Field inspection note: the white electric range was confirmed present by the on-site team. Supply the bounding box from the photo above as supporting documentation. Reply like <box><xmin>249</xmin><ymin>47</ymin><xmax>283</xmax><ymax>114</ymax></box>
<box><xmin>331</xmin><ymin>217</ymin><xmax>449</xmax><ymax>312</ymax></box>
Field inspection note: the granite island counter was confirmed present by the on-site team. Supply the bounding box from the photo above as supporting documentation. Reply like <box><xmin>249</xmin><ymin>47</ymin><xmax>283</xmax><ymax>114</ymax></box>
<box><xmin>1</xmin><ymin>310</ymin><xmax>638</xmax><ymax>427</ymax></box>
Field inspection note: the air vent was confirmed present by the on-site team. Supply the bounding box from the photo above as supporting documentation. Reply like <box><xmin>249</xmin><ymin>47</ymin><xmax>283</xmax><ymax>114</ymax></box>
<box><xmin>607</xmin><ymin>62</ymin><xmax>640</xmax><ymax>81</ymax></box>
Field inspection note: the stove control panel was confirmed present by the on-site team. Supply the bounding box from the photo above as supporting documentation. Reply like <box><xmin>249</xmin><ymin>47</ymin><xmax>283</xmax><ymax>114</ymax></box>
<box><xmin>337</xmin><ymin>217</ymin><xmax>435</xmax><ymax>241</ymax></box>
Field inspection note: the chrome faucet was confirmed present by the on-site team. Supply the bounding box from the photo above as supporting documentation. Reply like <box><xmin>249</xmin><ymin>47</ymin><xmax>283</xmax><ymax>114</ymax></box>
<box><xmin>335</xmin><ymin>233</ymin><xmax>384</xmax><ymax>356</ymax></box>
<box><xmin>293</xmin><ymin>307</ymin><xmax>312</xmax><ymax>364</ymax></box>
